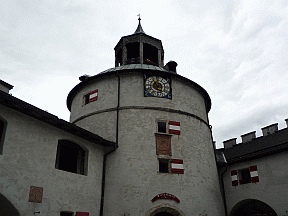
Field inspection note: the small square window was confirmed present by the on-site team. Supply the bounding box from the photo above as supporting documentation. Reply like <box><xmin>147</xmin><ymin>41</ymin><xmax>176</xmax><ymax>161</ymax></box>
<box><xmin>60</xmin><ymin>212</ymin><xmax>74</xmax><ymax>216</ymax></box>
<box><xmin>83</xmin><ymin>93</ymin><xmax>90</xmax><ymax>105</ymax></box>
<box><xmin>158</xmin><ymin>122</ymin><xmax>166</xmax><ymax>133</ymax></box>
<box><xmin>159</xmin><ymin>159</ymin><xmax>170</xmax><ymax>173</ymax></box>
<box><xmin>239</xmin><ymin>168</ymin><xmax>251</xmax><ymax>184</ymax></box>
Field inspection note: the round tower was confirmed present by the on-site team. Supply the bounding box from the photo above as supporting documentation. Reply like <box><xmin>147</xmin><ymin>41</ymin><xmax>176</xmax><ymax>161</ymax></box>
<box><xmin>67</xmin><ymin>19</ymin><xmax>225</xmax><ymax>216</ymax></box>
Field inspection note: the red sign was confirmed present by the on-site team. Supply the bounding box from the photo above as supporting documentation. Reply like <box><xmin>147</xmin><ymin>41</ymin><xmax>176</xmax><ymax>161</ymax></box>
<box><xmin>151</xmin><ymin>193</ymin><xmax>180</xmax><ymax>203</ymax></box>
<box><xmin>76</xmin><ymin>212</ymin><xmax>89</xmax><ymax>216</ymax></box>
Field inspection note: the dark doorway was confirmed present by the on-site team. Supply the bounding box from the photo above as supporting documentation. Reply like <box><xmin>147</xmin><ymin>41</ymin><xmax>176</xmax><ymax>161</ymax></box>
<box><xmin>154</xmin><ymin>212</ymin><xmax>174</xmax><ymax>216</ymax></box>
<box><xmin>0</xmin><ymin>193</ymin><xmax>20</xmax><ymax>216</ymax></box>
<box><xmin>229</xmin><ymin>199</ymin><xmax>277</xmax><ymax>216</ymax></box>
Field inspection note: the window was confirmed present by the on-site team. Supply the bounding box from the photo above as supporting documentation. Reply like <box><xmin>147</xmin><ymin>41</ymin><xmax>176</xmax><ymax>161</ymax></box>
<box><xmin>60</xmin><ymin>212</ymin><xmax>74</xmax><ymax>216</ymax></box>
<box><xmin>83</xmin><ymin>93</ymin><xmax>90</xmax><ymax>105</ymax></box>
<box><xmin>55</xmin><ymin>140</ymin><xmax>88</xmax><ymax>175</ymax></box>
<box><xmin>0</xmin><ymin>116</ymin><xmax>7</xmax><ymax>155</ymax></box>
<box><xmin>156</xmin><ymin>120</ymin><xmax>181</xmax><ymax>135</ymax></box>
<box><xmin>157</xmin><ymin>122</ymin><xmax>167</xmax><ymax>133</ymax></box>
<box><xmin>231</xmin><ymin>165</ymin><xmax>259</xmax><ymax>186</ymax></box>
<box><xmin>239</xmin><ymin>168</ymin><xmax>251</xmax><ymax>184</ymax></box>
<box><xmin>158</xmin><ymin>158</ymin><xmax>170</xmax><ymax>173</ymax></box>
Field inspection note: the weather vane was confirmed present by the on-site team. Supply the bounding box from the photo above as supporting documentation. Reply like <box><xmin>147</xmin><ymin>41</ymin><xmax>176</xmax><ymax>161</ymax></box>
<box><xmin>137</xmin><ymin>14</ymin><xmax>141</xmax><ymax>20</ymax></box>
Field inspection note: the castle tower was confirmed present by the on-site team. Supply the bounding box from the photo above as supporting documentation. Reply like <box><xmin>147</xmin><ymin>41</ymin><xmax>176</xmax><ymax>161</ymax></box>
<box><xmin>67</xmin><ymin>19</ymin><xmax>225</xmax><ymax>216</ymax></box>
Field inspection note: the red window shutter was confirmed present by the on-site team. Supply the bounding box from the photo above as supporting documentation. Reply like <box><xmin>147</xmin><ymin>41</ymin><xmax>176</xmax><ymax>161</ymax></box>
<box><xmin>89</xmin><ymin>90</ymin><xmax>98</xmax><ymax>102</ymax></box>
<box><xmin>250</xmin><ymin>165</ymin><xmax>259</xmax><ymax>183</ymax></box>
<box><xmin>231</xmin><ymin>170</ymin><xmax>237</xmax><ymax>175</ymax></box>
<box><xmin>168</xmin><ymin>121</ymin><xmax>181</xmax><ymax>135</ymax></box>
<box><xmin>250</xmin><ymin>165</ymin><xmax>257</xmax><ymax>171</ymax></box>
<box><xmin>171</xmin><ymin>159</ymin><xmax>184</xmax><ymax>174</ymax></box>
<box><xmin>231</xmin><ymin>170</ymin><xmax>238</xmax><ymax>186</ymax></box>
<box><xmin>251</xmin><ymin>176</ymin><xmax>259</xmax><ymax>183</ymax></box>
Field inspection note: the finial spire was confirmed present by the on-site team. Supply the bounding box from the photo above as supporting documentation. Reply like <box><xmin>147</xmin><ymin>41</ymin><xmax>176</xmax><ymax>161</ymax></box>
<box><xmin>134</xmin><ymin>14</ymin><xmax>145</xmax><ymax>34</ymax></box>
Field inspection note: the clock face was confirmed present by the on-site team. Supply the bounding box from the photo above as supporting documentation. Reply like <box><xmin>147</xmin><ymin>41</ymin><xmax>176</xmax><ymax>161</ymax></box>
<box><xmin>144</xmin><ymin>75</ymin><xmax>171</xmax><ymax>98</ymax></box>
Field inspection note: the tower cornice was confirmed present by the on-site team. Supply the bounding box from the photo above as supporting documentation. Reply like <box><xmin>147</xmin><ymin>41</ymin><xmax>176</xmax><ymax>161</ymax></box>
<box><xmin>66</xmin><ymin>67</ymin><xmax>211</xmax><ymax>113</ymax></box>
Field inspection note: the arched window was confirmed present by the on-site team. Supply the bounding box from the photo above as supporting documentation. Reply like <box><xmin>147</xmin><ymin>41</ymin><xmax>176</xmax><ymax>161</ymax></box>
<box><xmin>0</xmin><ymin>116</ymin><xmax>7</xmax><ymax>155</ymax></box>
<box><xmin>55</xmin><ymin>140</ymin><xmax>88</xmax><ymax>175</ymax></box>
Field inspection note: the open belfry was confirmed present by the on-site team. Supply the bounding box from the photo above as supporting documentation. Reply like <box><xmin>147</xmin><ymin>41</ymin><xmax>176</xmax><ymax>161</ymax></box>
<box><xmin>67</xmin><ymin>18</ymin><xmax>225</xmax><ymax>215</ymax></box>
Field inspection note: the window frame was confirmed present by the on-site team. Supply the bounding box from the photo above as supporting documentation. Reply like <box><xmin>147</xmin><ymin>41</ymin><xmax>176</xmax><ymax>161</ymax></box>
<box><xmin>55</xmin><ymin>140</ymin><xmax>88</xmax><ymax>175</ymax></box>
<box><xmin>157</xmin><ymin>120</ymin><xmax>168</xmax><ymax>134</ymax></box>
<box><xmin>158</xmin><ymin>158</ymin><xmax>171</xmax><ymax>173</ymax></box>
<box><xmin>83</xmin><ymin>93</ymin><xmax>90</xmax><ymax>105</ymax></box>
<box><xmin>239</xmin><ymin>168</ymin><xmax>252</xmax><ymax>184</ymax></box>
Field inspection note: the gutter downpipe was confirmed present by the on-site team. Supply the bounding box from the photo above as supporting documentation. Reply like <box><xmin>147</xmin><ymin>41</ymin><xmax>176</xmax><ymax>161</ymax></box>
<box><xmin>220</xmin><ymin>165</ymin><xmax>228</xmax><ymax>216</ymax></box>
<box><xmin>209</xmin><ymin>124</ymin><xmax>228</xmax><ymax>216</ymax></box>
<box><xmin>99</xmin><ymin>71</ymin><xmax>120</xmax><ymax>216</ymax></box>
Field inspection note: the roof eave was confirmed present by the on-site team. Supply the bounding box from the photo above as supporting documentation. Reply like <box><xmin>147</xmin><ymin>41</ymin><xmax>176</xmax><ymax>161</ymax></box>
<box><xmin>0</xmin><ymin>91</ymin><xmax>115</xmax><ymax>147</ymax></box>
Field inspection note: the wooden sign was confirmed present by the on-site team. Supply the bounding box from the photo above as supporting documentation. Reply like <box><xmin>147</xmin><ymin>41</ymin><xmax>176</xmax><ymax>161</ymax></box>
<box><xmin>29</xmin><ymin>186</ymin><xmax>43</xmax><ymax>203</ymax></box>
<box><xmin>155</xmin><ymin>134</ymin><xmax>172</xmax><ymax>156</ymax></box>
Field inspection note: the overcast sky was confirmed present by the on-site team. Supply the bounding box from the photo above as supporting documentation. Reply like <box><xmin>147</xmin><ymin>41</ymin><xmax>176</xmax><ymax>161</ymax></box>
<box><xmin>1</xmin><ymin>0</ymin><xmax>287</xmax><ymax>148</ymax></box>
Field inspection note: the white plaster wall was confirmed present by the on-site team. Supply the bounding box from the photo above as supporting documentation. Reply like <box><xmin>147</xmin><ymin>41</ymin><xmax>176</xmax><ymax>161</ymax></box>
<box><xmin>223</xmin><ymin>151</ymin><xmax>288</xmax><ymax>216</ymax></box>
<box><xmin>0</xmin><ymin>105</ymin><xmax>105</xmax><ymax>216</ymax></box>
<box><xmin>102</xmin><ymin>109</ymin><xmax>224</xmax><ymax>215</ymax></box>
<box><xmin>70</xmin><ymin>75</ymin><xmax>118</xmax><ymax>123</ymax></box>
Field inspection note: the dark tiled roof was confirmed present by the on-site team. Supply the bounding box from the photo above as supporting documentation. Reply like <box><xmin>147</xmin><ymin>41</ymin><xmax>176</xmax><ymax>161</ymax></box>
<box><xmin>0</xmin><ymin>80</ymin><xmax>13</xmax><ymax>90</ymax></box>
<box><xmin>0</xmin><ymin>91</ymin><xmax>115</xmax><ymax>147</ymax></box>
<box><xmin>218</xmin><ymin>128</ymin><xmax>288</xmax><ymax>165</ymax></box>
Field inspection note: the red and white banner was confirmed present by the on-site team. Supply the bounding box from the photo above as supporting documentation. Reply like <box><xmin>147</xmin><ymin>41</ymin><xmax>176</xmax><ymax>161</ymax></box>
<box><xmin>171</xmin><ymin>159</ymin><xmax>184</xmax><ymax>174</ymax></box>
<box><xmin>168</xmin><ymin>121</ymin><xmax>180</xmax><ymax>135</ymax></box>
<box><xmin>250</xmin><ymin>165</ymin><xmax>259</xmax><ymax>183</ymax></box>
<box><xmin>89</xmin><ymin>90</ymin><xmax>98</xmax><ymax>102</ymax></box>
